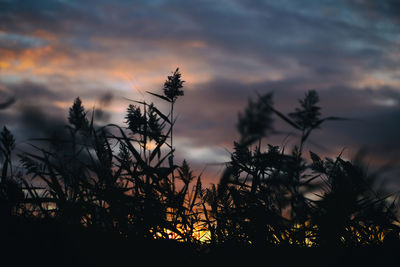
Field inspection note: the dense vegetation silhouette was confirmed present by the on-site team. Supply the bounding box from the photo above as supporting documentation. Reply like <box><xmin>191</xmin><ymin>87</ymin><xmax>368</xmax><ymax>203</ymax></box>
<box><xmin>0</xmin><ymin>69</ymin><xmax>399</xmax><ymax>266</ymax></box>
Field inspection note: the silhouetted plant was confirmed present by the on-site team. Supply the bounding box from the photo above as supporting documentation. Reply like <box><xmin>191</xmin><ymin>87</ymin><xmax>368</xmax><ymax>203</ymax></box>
<box><xmin>308</xmin><ymin>153</ymin><xmax>399</xmax><ymax>247</ymax></box>
<box><xmin>0</xmin><ymin>72</ymin><xmax>398</xmax><ymax>260</ymax></box>
<box><xmin>0</xmin><ymin>126</ymin><xmax>24</xmax><ymax>217</ymax></box>
<box><xmin>68</xmin><ymin>97</ymin><xmax>89</xmax><ymax>132</ymax></box>
<box><xmin>1</xmin><ymin>126</ymin><xmax>15</xmax><ymax>183</ymax></box>
<box><xmin>16</xmin><ymin>69</ymin><xmax>207</xmax><ymax>246</ymax></box>
<box><xmin>205</xmin><ymin>90</ymin><xmax>399</xmax><ymax>248</ymax></box>
<box><xmin>147</xmin><ymin>68</ymin><xmax>185</xmax><ymax>197</ymax></box>
<box><xmin>237</xmin><ymin>93</ymin><xmax>273</xmax><ymax>146</ymax></box>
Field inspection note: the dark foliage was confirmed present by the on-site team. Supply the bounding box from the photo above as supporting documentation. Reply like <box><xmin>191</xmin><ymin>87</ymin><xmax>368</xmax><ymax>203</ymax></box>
<box><xmin>0</xmin><ymin>71</ymin><xmax>399</xmax><ymax>266</ymax></box>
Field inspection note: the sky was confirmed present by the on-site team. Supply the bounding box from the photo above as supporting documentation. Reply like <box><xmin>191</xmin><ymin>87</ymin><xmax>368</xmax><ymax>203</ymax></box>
<box><xmin>1</xmin><ymin>0</ymin><xmax>400</xmax><ymax>188</ymax></box>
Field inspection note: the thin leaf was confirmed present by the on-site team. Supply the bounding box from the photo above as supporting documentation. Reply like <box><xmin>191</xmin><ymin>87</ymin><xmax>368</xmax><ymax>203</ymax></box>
<box><xmin>146</xmin><ymin>91</ymin><xmax>172</xmax><ymax>102</ymax></box>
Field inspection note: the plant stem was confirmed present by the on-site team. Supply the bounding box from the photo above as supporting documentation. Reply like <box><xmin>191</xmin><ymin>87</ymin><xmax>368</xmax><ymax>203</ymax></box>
<box><xmin>171</xmin><ymin>100</ymin><xmax>175</xmax><ymax>192</ymax></box>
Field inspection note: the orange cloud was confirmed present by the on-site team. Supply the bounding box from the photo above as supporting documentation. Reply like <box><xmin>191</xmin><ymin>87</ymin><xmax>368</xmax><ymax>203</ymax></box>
<box><xmin>32</xmin><ymin>29</ymin><xmax>57</xmax><ymax>41</ymax></box>
<box><xmin>352</xmin><ymin>72</ymin><xmax>400</xmax><ymax>89</ymax></box>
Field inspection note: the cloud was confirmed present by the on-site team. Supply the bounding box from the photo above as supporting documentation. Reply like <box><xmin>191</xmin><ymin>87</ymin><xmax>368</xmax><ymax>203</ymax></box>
<box><xmin>172</xmin><ymin>77</ymin><xmax>400</xmax><ymax>156</ymax></box>
<box><xmin>1</xmin><ymin>0</ymin><xmax>398</xmax><ymax>93</ymax></box>
<box><xmin>1</xmin><ymin>0</ymin><xmax>400</xmax><ymax>187</ymax></box>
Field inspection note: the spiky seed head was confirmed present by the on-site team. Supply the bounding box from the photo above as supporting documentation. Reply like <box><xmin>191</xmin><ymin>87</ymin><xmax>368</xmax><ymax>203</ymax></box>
<box><xmin>163</xmin><ymin>68</ymin><xmax>184</xmax><ymax>102</ymax></box>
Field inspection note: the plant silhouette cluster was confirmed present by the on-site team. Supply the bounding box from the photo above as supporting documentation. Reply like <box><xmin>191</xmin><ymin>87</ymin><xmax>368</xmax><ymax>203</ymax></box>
<box><xmin>0</xmin><ymin>70</ymin><xmax>399</xmax><ymax>265</ymax></box>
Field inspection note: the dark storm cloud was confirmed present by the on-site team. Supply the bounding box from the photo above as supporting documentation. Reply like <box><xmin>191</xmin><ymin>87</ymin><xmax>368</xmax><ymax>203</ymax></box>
<box><xmin>0</xmin><ymin>80</ymin><xmax>111</xmax><ymax>107</ymax></box>
<box><xmin>0</xmin><ymin>82</ymin><xmax>66</xmax><ymax>146</ymax></box>
<box><xmin>18</xmin><ymin>104</ymin><xmax>67</xmax><ymax>140</ymax></box>
<box><xmin>311</xmin><ymin>87</ymin><xmax>400</xmax><ymax>150</ymax></box>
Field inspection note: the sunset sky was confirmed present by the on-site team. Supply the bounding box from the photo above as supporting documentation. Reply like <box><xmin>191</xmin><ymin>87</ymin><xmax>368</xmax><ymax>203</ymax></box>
<box><xmin>1</xmin><ymin>0</ymin><xmax>400</xmax><ymax>187</ymax></box>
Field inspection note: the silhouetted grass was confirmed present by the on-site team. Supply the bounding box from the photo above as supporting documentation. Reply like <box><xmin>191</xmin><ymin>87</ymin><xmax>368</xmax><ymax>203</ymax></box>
<box><xmin>0</xmin><ymin>69</ymin><xmax>399</xmax><ymax>266</ymax></box>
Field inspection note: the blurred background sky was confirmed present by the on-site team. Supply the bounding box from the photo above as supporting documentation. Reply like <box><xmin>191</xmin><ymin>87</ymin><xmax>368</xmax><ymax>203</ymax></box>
<box><xmin>0</xmin><ymin>0</ymin><xmax>400</xmax><ymax>188</ymax></box>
